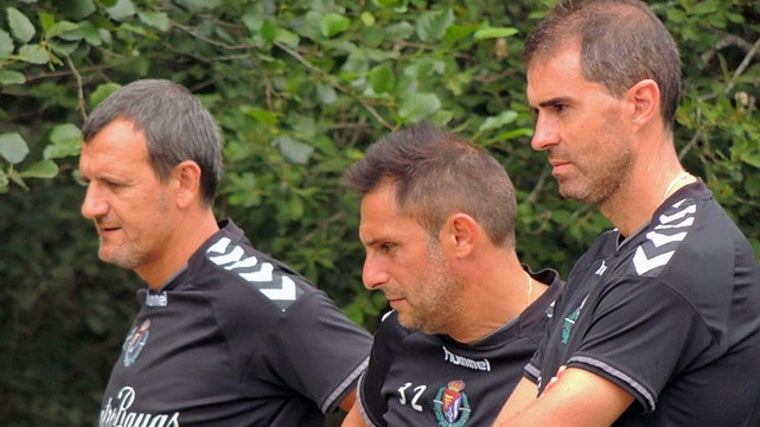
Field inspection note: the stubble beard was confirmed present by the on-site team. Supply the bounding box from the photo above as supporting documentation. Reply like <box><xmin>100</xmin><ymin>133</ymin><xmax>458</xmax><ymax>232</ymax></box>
<box><xmin>557</xmin><ymin>142</ymin><xmax>633</xmax><ymax>208</ymax></box>
<box><xmin>398</xmin><ymin>245</ymin><xmax>465</xmax><ymax>335</ymax></box>
<box><xmin>98</xmin><ymin>192</ymin><xmax>168</xmax><ymax>271</ymax></box>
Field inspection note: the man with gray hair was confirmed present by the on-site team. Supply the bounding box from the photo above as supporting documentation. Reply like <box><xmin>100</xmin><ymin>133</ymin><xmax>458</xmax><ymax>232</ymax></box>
<box><xmin>79</xmin><ymin>79</ymin><xmax>371</xmax><ymax>426</ymax></box>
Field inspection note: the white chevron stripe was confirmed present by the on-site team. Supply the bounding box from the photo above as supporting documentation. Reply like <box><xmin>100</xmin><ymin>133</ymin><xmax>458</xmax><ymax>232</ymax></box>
<box><xmin>659</xmin><ymin>204</ymin><xmax>696</xmax><ymax>224</ymax></box>
<box><xmin>207</xmin><ymin>237</ymin><xmax>231</xmax><ymax>254</ymax></box>
<box><xmin>655</xmin><ymin>217</ymin><xmax>694</xmax><ymax>230</ymax></box>
<box><xmin>633</xmin><ymin>246</ymin><xmax>674</xmax><ymax>275</ymax></box>
<box><xmin>240</xmin><ymin>263</ymin><xmax>274</xmax><ymax>283</ymax></box>
<box><xmin>209</xmin><ymin>246</ymin><xmax>245</xmax><ymax>266</ymax></box>
<box><xmin>260</xmin><ymin>276</ymin><xmax>297</xmax><ymax>301</ymax></box>
<box><xmin>224</xmin><ymin>256</ymin><xmax>259</xmax><ymax>270</ymax></box>
<box><xmin>646</xmin><ymin>231</ymin><xmax>687</xmax><ymax>247</ymax></box>
<box><xmin>207</xmin><ymin>236</ymin><xmax>299</xmax><ymax>303</ymax></box>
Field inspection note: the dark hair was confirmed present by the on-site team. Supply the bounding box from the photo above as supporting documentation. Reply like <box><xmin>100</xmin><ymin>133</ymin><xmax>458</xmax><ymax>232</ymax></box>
<box><xmin>343</xmin><ymin>122</ymin><xmax>517</xmax><ymax>247</ymax></box>
<box><xmin>82</xmin><ymin>79</ymin><xmax>223</xmax><ymax>207</ymax></box>
<box><xmin>524</xmin><ymin>0</ymin><xmax>681</xmax><ymax>129</ymax></box>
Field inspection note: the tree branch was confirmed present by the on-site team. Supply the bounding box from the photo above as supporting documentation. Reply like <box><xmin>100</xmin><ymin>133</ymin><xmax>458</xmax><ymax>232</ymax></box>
<box><xmin>273</xmin><ymin>40</ymin><xmax>395</xmax><ymax>130</ymax></box>
<box><xmin>64</xmin><ymin>53</ymin><xmax>87</xmax><ymax>121</ymax></box>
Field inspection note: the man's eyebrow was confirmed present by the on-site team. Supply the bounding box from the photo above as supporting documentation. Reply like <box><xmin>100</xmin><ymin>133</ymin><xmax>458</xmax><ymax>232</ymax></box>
<box><xmin>537</xmin><ymin>96</ymin><xmax>572</xmax><ymax>108</ymax></box>
<box><xmin>362</xmin><ymin>237</ymin><xmax>384</xmax><ymax>247</ymax></box>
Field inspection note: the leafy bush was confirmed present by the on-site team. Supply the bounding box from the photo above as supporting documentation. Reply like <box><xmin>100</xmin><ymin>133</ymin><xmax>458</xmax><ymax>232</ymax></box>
<box><xmin>1</xmin><ymin>0</ymin><xmax>758</xmax><ymax>424</ymax></box>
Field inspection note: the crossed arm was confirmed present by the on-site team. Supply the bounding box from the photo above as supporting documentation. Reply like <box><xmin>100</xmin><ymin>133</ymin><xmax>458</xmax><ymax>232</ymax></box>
<box><xmin>342</xmin><ymin>367</ymin><xmax>634</xmax><ymax>427</ymax></box>
<box><xmin>491</xmin><ymin>367</ymin><xmax>634</xmax><ymax>427</ymax></box>
<box><xmin>341</xmin><ymin>402</ymin><xmax>367</xmax><ymax>427</ymax></box>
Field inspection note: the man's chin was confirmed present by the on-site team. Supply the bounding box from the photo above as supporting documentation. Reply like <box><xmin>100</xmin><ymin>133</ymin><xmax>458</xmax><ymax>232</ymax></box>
<box><xmin>396</xmin><ymin>312</ymin><xmax>420</xmax><ymax>330</ymax></box>
<box><xmin>98</xmin><ymin>249</ymin><xmax>138</xmax><ymax>270</ymax></box>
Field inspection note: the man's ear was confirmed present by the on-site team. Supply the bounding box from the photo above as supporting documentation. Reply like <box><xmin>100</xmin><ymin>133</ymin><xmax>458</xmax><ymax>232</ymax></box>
<box><xmin>627</xmin><ymin>79</ymin><xmax>660</xmax><ymax>129</ymax></box>
<box><xmin>172</xmin><ymin>160</ymin><xmax>203</xmax><ymax>209</ymax></box>
<box><xmin>442</xmin><ymin>213</ymin><xmax>479</xmax><ymax>258</ymax></box>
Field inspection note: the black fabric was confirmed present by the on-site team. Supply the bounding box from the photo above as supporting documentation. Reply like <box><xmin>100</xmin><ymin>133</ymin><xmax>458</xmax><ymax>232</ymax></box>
<box><xmin>359</xmin><ymin>267</ymin><xmax>563</xmax><ymax>427</ymax></box>
<box><xmin>527</xmin><ymin>182</ymin><xmax>760</xmax><ymax>426</ymax></box>
<box><xmin>98</xmin><ymin>219</ymin><xmax>372</xmax><ymax>427</ymax></box>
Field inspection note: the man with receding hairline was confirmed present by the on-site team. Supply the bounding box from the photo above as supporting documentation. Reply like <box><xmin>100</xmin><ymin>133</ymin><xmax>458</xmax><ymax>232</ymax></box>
<box><xmin>492</xmin><ymin>1</ymin><xmax>760</xmax><ymax>426</ymax></box>
<box><xmin>79</xmin><ymin>79</ymin><xmax>372</xmax><ymax>426</ymax></box>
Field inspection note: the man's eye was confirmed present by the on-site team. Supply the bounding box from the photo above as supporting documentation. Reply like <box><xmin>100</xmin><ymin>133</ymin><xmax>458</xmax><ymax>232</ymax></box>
<box><xmin>103</xmin><ymin>179</ymin><xmax>124</xmax><ymax>189</ymax></box>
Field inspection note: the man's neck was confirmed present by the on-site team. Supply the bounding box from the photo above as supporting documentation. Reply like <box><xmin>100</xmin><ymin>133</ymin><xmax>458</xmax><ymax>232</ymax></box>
<box><xmin>139</xmin><ymin>211</ymin><xmax>220</xmax><ymax>289</ymax></box>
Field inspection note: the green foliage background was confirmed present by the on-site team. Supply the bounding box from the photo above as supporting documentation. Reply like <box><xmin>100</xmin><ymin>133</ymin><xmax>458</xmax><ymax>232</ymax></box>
<box><xmin>0</xmin><ymin>0</ymin><xmax>758</xmax><ymax>425</ymax></box>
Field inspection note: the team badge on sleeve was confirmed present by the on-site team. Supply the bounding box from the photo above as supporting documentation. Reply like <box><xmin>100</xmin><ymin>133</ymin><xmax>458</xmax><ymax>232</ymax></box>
<box><xmin>433</xmin><ymin>380</ymin><xmax>471</xmax><ymax>426</ymax></box>
<box><xmin>123</xmin><ymin>319</ymin><xmax>151</xmax><ymax>367</ymax></box>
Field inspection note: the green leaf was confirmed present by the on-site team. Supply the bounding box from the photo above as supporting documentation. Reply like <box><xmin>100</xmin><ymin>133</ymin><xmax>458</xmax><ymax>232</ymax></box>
<box><xmin>416</xmin><ymin>8</ymin><xmax>454</xmax><ymax>42</ymax></box>
<box><xmin>740</xmin><ymin>152</ymin><xmax>760</xmax><ymax>169</ymax></box>
<box><xmin>0</xmin><ymin>30</ymin><xmax>14</xmax><ymax>57</ymax></box>
<box><xmin>444</xmin><ymin>24</ymin><xmax>478</xmax><ymax>43</ymax></box>
<box><xmin>242</xmin><ymin>12</ymin><xmax>263</xmax><ymax>33</ymax></box>
<box><xmin>173</xmin><ymin>0</ymin><xmax>223</xmax><ymax>12</ymax></box>
<box><xmin>7</xmin><ymin>7</ymin><xmax>36</xmax><ymax>43</ymax></box>
<box><xmin>375</xmin><ymin>0</ymin><xmax>402</xmax><ymax>7</ymax></box>
<box><xmin>274</xmin><ymin>27</ymin><xmax>299</xmax><ymax>48</ymax></box>
<box><xmin>90</xmin><ymin>83</ymin><xmax>122</xmax><ymax>108</ymax></box>
<box><xmin>320</xmin><ymin>13</ymin><xmax>350</xmax><ymax>38</ymax></box>
<box><xmin>0</xmin><ymin>132</ymin><xmax>30</xmax><ymax>164</ymax></box>
<box><xmin>39</xmin><ymin>13</ymin><xmax>56</xmax><ymax>32</ymax></box>
<box><xmin>360</xmin><ymin>11</ymin><xmax>375</xmax><ymax>26</ymax></box>
<box><xmin>693</xmin><ymin>1</ymin><xmax>720</xmax><ymax>15</ymax></box>
<box><xmin>315</xmin><ymin>84</ymin><xmax>338</xmax><ymax>105</ymax></box>
<box><xmin>473</xmin><ymin>27</ymin><xmax>519</xmax><ymax>40</ymax></box>
<box><xmin>727</xmin><ymin>12</ymin><xmax>744</xmax><ymax>24</ymax></box>
<box><xmin>138</xmin><ymin>10</ymin><xmax>170</xmax><ymax>31</ymax></box>
<box><xmin>80</xmin><ymin>21</ymin><xmax>105</xmax><ymax>45</ymax></box>
<box><xmin>369</xmin><ymin>63</ymin><xmax>395</xmax><ymax>94</ymax></box>
<box><xmin>17</xmin><ymin>44</ymin><xmax>49</xmax><ymax>64</ymax></box>
<box><xmin>287</xmin><ymin>194</ymin><xmax>304</xmax><ymax>220</ymax></box>
<box><xmin>277</xmin><ymin>136</ymin><xmax>314</xmax><ymax>164</ymax></box>
<box><xmin>242</xmin><ymin>106</ymin><xmax>279</xmax><ymax>126</ymax></box>
<box><xmin>398</xmin><ymin>92</ymin><xmax>441</xmax><ymax>122</ymax></box>
<box><xmin>261</xmin><ymin>20</ymin><xmax>278</xmax><ymax>42</ymax></box>
<box><xmin>479</xmin><ymin>110</ymin><xmax>518</xmax><ymax>132</ymax></box>
<box><xmin>666</xmin><ymin>7</ymin><xmax>685</xmax><ymax>23</ymax></box>
<box><xmin>0</xmin><ymin>69</ymin><xmax>25</xmax><ymax>85</ymax></box>
<box><xmin>106</xmin><ymin>0</ymin><xmax>136</xmax><ymax>21</ymax></box>
<box><xmin>44</xmin><ymin>123</ymin><xmax>82</xmax><ymax>159</ymax></box>
<box><xmin>341</xmin><ymin>48</ymin><xmax>369</xmax><ymax>74</ymax></box>
<box><xmin>45</xmin><ymin>21</ymin><xmax>80</xmax><ymax>39</ymax></box>
<box><xmin>57</xmin><ymin>0</ymin><xmax>97</xmax><ymax>20</ymax></box>
<box><xmin>383</xmin><ymin>21</ymin><xmax>414</xmax><ymax>41</ymax></box>
<box><xmin>496</xmin><ymin>128</ymin><xmax>533</xmax><ymax>141</ymax></box>
<box><xmin>21</xmin><ymin>160</ymin><xmax>59</xmax><ymax>178</ymax></box>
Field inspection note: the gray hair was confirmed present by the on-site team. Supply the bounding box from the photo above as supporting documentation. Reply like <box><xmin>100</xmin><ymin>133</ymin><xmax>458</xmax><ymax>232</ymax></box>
<box><xmin>82</xmin><ymin>79</ymin><xmax>223</xmax><ymax>207</ymax></box>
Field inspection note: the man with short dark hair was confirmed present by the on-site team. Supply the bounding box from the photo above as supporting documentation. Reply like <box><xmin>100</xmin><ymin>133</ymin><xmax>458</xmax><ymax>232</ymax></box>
<box><xmin>341</xmin><ymin>122</ymin><xmax>563</xmax><ymax>426</ymax></box>
<box><xmin>493</xmin><ymin>1</ymin><xmax>760</xmax><ymax>425</ymax></box>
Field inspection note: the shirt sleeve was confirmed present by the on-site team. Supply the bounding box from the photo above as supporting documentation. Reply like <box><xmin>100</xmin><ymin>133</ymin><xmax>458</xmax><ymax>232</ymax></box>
<box><xmin>357</xmin><ymin>311</ymin><xmax>411</xmax><ymax>426</ymax></box>
<box><xmin>566</xmin><ymin>277</ymin><xmax>713</xmax><ymax>412</ymax></box>
<box><xmin>524</xmin><ymin>281</ymin><xmax>564</xmax><ymax>385</ymax></box>
<box><xmin>524</xmin><ymin>326</ymin><xmax>549</xmax><ymax>385</ymax></box>
<box><xmin>268</xmin><ymin>290</ymin><xmax>373</xmax><ymax>414</ymax></box>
